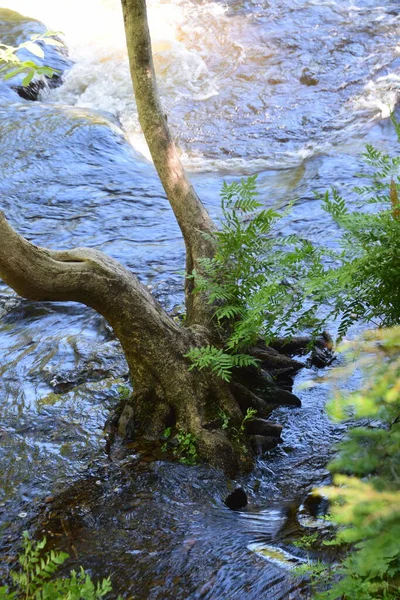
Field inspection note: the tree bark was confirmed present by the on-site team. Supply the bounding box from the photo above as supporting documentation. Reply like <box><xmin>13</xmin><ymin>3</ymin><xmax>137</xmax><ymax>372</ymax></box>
<box><xmin>0</xmin><ymin>211</ymin><xmax>302</xmax><ymax>474</ymax></box>
<box><xmin>121</xmin><ymin>0</ymin><xmax>217</xmax><ymax>328</ymax></box>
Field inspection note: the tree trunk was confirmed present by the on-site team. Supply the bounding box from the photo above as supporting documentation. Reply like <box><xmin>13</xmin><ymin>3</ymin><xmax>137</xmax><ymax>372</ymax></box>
<box><xmin>120</xmin><ymin>0</ymin><xmax>217</xmax><ymax>329</ymax></box>
<box><xmin>0</xmin><ymin>213</ymin><xmax>302</xmax><ymax>474</ymax></box>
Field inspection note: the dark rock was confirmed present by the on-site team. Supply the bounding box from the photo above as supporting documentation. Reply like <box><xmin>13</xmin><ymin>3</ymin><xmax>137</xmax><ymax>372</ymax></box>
<box><xmin>265</xmin><ymin>388</ymin><xmax>301</xmax><ymax>407</ymax></box>
<box><xmin>310</xmin><ymin>332</ymin><xmax>335</xmax><ymax>368</ymax></box>
<box><xmin>224</xmin><ymin>488</ymin><xmax>248</xmax><ymax>510</ymax></box>
<box><xmin>245</xmin><ymin>418</ymin><xmax>283</xmax><ymax>438</ymax></box>
<box><xmin>250</xmin><ymin>435</ymin><xmax>282</xmax><ymax>454</ymax></box>
<box><xmin>303</xmin><ymin>492</ymin><xmax>329</xmax><ymax>518</ymax></box>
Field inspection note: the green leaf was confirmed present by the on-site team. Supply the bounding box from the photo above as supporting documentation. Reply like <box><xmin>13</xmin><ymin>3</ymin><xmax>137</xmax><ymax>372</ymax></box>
<box><xmin>22</xmin><ymin>71</ymin><xmax>34</xmax><ymax>87</ymax></box>
<box><xmin>23</xmin><ymin>41</ymin><xmax>44</xmax><ymax>59</ymax></box>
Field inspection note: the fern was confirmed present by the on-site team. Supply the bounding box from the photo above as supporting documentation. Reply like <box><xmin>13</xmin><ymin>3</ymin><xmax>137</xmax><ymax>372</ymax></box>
<box><xmin>188</xmin><ymin>117</ymin><xmax>400</xmax><ymax>380</ymax></box>
<box><xmin>1</xmin><ymin>532</ymin><xmax>118</xmax><ymax>599</ymax></box>
<box><xmin>302</xmin><ymin>118</ymin><xmax>400</xmax><ymax>339</ymax></box>
<box><xmin>187</xmin><ymin>176</ymin><xmax>319</xmax><ymax>380</ymax></box>
<box><xmin>186</xmin><ymin>345</ymin><xmax>259</xmax><ymax>381</ymax></box>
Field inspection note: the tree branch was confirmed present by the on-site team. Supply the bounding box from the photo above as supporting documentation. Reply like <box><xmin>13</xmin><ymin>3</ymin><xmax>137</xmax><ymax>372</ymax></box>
<box><xmin>0</xmin><ymin>212</ymin><xmax>191</xmax><ymax>384</ymax></box>
<box><xmin>121</xmin><ymin>0</ymin><xmax>217</xmax><ymax>326</ymax></box>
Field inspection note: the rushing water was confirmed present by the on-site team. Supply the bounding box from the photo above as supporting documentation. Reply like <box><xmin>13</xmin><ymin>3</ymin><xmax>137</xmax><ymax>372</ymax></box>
<box><xmin>0</xmin><ymin>1</ymin><xmax>399</xmax><ymax>598</ymax></box>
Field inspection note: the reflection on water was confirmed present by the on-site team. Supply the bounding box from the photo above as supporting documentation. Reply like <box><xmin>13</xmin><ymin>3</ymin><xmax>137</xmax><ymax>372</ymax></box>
<box><xmin>0</xmin><ymin>0</ymin><xmax>399</xmax><ymax>597</ymax></box>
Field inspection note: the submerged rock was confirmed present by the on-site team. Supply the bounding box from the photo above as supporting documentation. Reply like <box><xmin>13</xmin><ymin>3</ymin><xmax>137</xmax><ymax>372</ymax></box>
<box><xmin>250</xmin><ymin>434</ymin><xmax>282</xmax><ymax>455</ymax></box>
<box><xmin>224</xmin><ymin>487</ymin><xmax>248</xmax><ymax>510</ymax></box>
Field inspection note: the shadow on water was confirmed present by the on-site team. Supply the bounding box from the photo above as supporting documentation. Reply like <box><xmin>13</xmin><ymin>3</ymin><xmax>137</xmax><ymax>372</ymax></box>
<box><xmin>0</xmin><ymin>1</ymin><xmax>399</xmax><ymax>598</ymax></box>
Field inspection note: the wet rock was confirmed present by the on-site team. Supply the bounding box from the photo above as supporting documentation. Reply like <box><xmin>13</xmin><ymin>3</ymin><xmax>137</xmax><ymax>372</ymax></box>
<box><xmin>310</xmin><ymin>332</ymin><xmax>335</xmax><ymax>368</ymax></box>
<box><xmin>303</xmin><ymin>492</ymin><xmax>329</xmax><ymax>519</ymax></box>
<box><xmin>0</xmin><ymin>9</ymin><xmax>72</xmax><ymax>101</ymax></box>
<box><xmin>266</xmin><ymin>388</ymin><xmax>301</xmax><ymax>407</ymax></box>
<box><xmin>250</xmin><ymin>435</ymin><xmax>282</xmax><ymax>455</ymax></box>
<box><xmin>245</xmin><ymin>418</ymin><xmax>283</xmax><ymax>438</ymax></box>
<box><xmin>224</xmin><ymin>487</ymin><xmax>248</xmax><ymax>510</ymax></box>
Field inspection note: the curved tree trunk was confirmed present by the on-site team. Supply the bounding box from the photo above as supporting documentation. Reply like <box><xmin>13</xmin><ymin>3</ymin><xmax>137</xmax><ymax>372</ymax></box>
<box><xmin>0</xmin><ymin>212</ymin><xmax>303</xmax><ymax>474</ymax></box>
<box><xmin>0</xmin><ymin>213</ymin><xmax>291</xmax><ymax>474</ymax></box>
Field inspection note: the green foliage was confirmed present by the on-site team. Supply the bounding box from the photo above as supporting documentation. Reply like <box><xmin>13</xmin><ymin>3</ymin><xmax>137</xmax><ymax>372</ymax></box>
<box><xmin>304</xmin><ymin>329</ymin><xmax>400</xmax><ymax>599</ymax></box>
<box><xmin>0</xmin><ymin>32</ymin><xmax>62</xmax><ymax>86</ymax></box>
<box><xmin>218</xmin><ymin>409</ymin><xmax>230</xmax><ymax>430</ymax></box>
<box><xmin>188</xmin><ymin>119</ymin><xmax>400</xmax><ymax>384</ymax></box>
<box><xmin>117</xmin><ymin>384</ymin><xmax>131</xmax><ymax>400</ymax></box>
<box><xmin>0</xmin><ymin>532</ymin><xmax>118</xmax><ymax>599</ymax></box>
<box><xmin>305</xmin><ymin>118</ymin><xmax>400</xmax><ymax>339</ymax></box>
<box><xmin>185</xmin><ymin>345</ymin><xmax>259</xmax><ymax>382</ymax></box>
<box><xmin>162</xmin><ymin>426</ymin><xmax>172</xmax><ymax>439</ymax></box>
<box><xmin>186</xmin><ymin>175</ymin><xmax>320</xmax><ymax>380</ymax></box>
<box><xmin>230</xmin><ymin>408</ymin><xmax>258</xmax><ymax>453</ymax></box>
<box><xmin>239</xmin><ymin>407</ymin><xmax>258</xmax><ymax>432</ymax></box>
<box><xmin>161</xmin><ymin>428</ymin><xmax>198</xmax><ymax>465</ymax></box>
<box><xmin>293</xmin><ymin>532</ymin><xmax>319</xmax><ymax>550</ymax></box>
<box><xmin>173</xmin><ymin>430</ymin><xmax>198</xmax><ymax>465</ymax></box>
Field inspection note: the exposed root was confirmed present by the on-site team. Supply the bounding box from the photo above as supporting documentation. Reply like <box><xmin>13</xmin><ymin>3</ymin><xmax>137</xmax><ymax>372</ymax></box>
<box><xmin>111</xmin><ymin>338</ymin><xmax>315</xmax><ymax>474</ymax></box>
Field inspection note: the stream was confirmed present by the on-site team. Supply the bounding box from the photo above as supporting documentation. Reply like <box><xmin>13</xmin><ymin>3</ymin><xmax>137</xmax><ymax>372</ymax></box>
<box><xmin>0</xmin><ymin>1</ymin><xmax>399</xmax><ymax>598</ymax></box>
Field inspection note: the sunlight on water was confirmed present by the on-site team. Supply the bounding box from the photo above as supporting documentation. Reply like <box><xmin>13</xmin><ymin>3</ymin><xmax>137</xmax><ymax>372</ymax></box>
<box><xmin>4</xmin><ymin>0</ymin><xmax>399</xmax><ymax>171</ymax></box>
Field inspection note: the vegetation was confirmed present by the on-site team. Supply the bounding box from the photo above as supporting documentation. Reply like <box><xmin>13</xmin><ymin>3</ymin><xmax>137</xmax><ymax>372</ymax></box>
<box><xmin>298</xmin><ymin>329</ymin><xmax>400</xmax><ymax>599</ymax></box>
<box><xmin>162</xmin><ymin>428</ymin><xmax>198</xmax><ymax>465</ymax></box>
<box><xmin>0</xmin><ymin>32</ymin><xmax>62</xmax><ymax>86</ymax></box>
<box><xmin>188</xmin><ymin>119</ymin><xmax>400</xmax><ymax>382</ymax></box>
<box><xmin>0</xmin><ymin>532</ymin><xmax>118</xmax><ymax>599</ymax></box>
<box><xmin>186</xmin><ymin>175</ymin><xmax>320</xmax><ymax>381</ymax></box>
<box><xmin>303</xmin><ymin>117</ymin><xmax>400</xmax><ymax>339</ymax></box>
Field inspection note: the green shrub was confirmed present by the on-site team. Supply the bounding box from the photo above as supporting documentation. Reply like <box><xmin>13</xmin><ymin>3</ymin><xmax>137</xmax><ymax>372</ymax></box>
<box><xmin>186</xmin><ymin>175</ymin><xmax>320</xmax><ymax>380</ymax></box>
<box><xmin>0</xmin><ymin>532</ymin><xmax>119</xmax><ymax>599</ymax></box>
<box><xmin>302</xmin><ymin>328</ymin><xmax>400</xmax><ymax>599</ymax></box>
<box><xmin>305</xmin><ymin>117</ymin><xmax>400</xmax><ymax>339</ymax></box>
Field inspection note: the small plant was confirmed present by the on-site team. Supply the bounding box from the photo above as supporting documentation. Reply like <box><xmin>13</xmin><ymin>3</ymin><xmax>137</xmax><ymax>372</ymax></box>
<box><xmin>117</xmin><ymin>385</ymin><xmax>131</xmax><ymax>400</ymax></box>
<box><xmin>230</xmin><ymin>408</ymin><xmax>258</xmax><ymax>453</ymax></box>
<box><xmin>239</xmin><ymin>408</ymin><xmax>257</xmax><ymax>433</ymax></box>
<box><xmin>161</xmin><ymin>428</ymin><xmax>198</xmax><ymax>465</ymax></box>
<box><xmin>293</xmin><ymin>532</ymin><xmax>319</xmax><ymax>550</ymax></box>
<box><xmin>218</xmin><ymin>409</ymin><xmax>230</xmax><ymax>430</ymax></box>
<box><xmin>0</xmin><ymin>532</ymin><xmax>118</xmax><ymax>599</ymax></box>
<box><xmin>173</xmin><ymin>430</ymin><xmax>198</xmax><ymax>465</ymax></box>
<box><xmin>160</xmin><ymin>426</ymin><xmax>172</xmax><ymax>452</ymax></box>
<box><xmin>0</xmin><ymin>32</ymin><xmax>63</xmax><ymax>86</ymax></box>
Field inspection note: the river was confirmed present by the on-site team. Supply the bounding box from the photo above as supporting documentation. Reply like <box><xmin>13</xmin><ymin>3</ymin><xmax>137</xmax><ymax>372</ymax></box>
<box><xmin>0</xmin><ymin>1</ymin><xmax>399</xmax><ymax>598</ymax></box>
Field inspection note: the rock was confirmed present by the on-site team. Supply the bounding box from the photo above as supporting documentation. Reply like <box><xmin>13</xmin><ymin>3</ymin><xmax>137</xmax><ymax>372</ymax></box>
<box><xmin>245</xmin><ymin>418</ymin><xmax>283</xmax><ymax>438</ymax></box>
<box><xmin>250</xmin><ymin>435</ymin><xmax>282</xmax><ymax>454</ymax></box>
<box><xmin>265</xmin><ymin>388</ymin><xmax>301</xmax><ymax>407</ymax></box>
<box><xmin>224</xmin><ymin>488</ymin><xmax>248</xmax><ymax>510</ymax></box>
<box><xmin>0</xmin><ymin>9</ymin><xmax>72</xmax><ymax>102</ymax></box>
<box><xmin>303</xmin><ymin>492</ymin><xmax>329</xmax><ymax>518</ymax></box>
<box><xmin>310</xmin><ymin>332</ymin><xmax>335</xmax><ymax>368</ymax></box>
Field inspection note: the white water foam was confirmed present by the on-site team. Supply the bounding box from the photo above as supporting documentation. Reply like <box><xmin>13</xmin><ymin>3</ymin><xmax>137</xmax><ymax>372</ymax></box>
<box><xmin>3</xmin><ymin>0</ymin><xmax>400</xmax><ymax>172</ymax></box>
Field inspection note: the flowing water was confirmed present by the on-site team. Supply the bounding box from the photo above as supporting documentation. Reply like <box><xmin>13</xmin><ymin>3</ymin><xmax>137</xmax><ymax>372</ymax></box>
<box><xmin>0</xmin><ymin>1</ymin><xmax>399</xmax><ymax>598</ymax></box>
